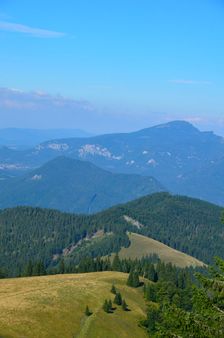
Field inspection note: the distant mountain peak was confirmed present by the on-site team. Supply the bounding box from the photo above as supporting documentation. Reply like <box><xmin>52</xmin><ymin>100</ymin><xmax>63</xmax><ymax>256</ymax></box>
<box><xmin>155</xmin><ymin>120</ymin><xmax>199</xmax><ymax>131</ymax></box>
<box><xmin>134</xmin><ymin>120</ymin><xmax>200</xmax><ymax>137</ymax></box>
<box><xmin>0</xmin><ymin>155</ymin><xmax>164</xmax><ymax>213</ymax></box>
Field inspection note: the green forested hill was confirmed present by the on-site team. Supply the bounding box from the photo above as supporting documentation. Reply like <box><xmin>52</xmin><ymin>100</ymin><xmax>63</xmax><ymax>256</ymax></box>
<box><xmin>0</xmin><ymin>156</ymin><xmax>164</xmax><ymax>213</ymax></box>
<box><xmin>114</xmin><ymin>193</ymin><xmax>223</xmax><ymax>263</ymax></box>
<box><xmin>0</xmin><ymin>193</ymin><xmax>223</xmax><ymax>276</ymax></box>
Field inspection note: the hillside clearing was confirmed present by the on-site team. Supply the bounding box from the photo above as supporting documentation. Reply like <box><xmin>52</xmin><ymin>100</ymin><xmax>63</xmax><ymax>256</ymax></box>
<box><xmin>0</xmin><ymin>272</ymin><xmax>148</xmax><ymax>338</ymax></box>
<box><xmin>118</xmin><ymin>232</ymin><xmax>205</xmax><ymax>268</ymax></box>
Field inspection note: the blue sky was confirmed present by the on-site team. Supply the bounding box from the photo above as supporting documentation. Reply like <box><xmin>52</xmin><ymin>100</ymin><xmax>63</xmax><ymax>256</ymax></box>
<box><xmin>0</xmin><ymin>0</ymin><xmax>224</xmax><ymax>134</ymax></box>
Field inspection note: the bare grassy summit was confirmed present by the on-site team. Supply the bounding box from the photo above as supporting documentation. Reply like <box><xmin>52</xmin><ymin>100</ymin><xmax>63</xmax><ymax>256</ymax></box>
<box><xmin>118</xmin><ymin>232</ymin><xmax>205</xmax><ymax>268</ymax></box>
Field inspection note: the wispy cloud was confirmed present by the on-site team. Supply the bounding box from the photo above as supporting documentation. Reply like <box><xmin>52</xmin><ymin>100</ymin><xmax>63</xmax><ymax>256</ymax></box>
<box><xmin>0</xmin><ymin>21</ymin><xmax>65</xmax><ymax>38</ymax></box>
<box><xmin>169</xmin><ymin>79</ymin><xmax>212</xmax><ymax>85</ymax></box>
<box><xmin>0</xmin><ymin>87</ymin><xmax>92</xmax><ymax>111</ymax></box>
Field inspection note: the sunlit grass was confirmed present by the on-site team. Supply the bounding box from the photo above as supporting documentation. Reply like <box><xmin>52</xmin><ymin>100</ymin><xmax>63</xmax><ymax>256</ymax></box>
<box><xmin>0</xmin><ymin>272</ymin><xmax>148</xmax><ymax>338</ymax></box>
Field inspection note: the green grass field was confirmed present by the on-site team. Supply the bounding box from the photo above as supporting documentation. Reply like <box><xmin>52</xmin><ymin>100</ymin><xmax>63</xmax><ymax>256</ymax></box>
<box><xmin>0</xmin><ymin>272</ymin><xmax>148</xmax><ymax>338</ymax></box>
<box><xmin>118</xmin><ymin>233</ymin><xmax>205</xmax><ymax>268</ymax></box>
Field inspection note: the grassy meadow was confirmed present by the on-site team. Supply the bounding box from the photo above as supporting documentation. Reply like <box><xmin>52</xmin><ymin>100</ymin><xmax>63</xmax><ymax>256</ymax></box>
<box><xmin>118</xmin><ymin>232</ymin><xmax>205</xmax><ymax>268</ymax></box>
<box><xmin>0</xmin><ymin>271</ymin><xmax>148</xmax><ymax>338</ymax></box>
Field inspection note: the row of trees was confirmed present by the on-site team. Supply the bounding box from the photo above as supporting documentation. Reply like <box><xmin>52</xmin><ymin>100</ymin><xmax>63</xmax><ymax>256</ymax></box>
<box><xmin>21</xmin><ymin>253</ymin><xmax>160</xmax><ymax>277</ymax></box>
<box><xmin>22</xmin><ymin>253</ymin><xmax>203</xmax><ymax>293</ymax></box>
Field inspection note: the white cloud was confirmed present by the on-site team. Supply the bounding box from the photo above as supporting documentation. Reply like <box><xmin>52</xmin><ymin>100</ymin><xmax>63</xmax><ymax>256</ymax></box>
<box><xmin>169</xmin><ymin>79</ymin><xmax>212</xmax><ymax>85</ymax></box>
<box><xmin>0</xmin><ymin>21</ymin><xmax>65</xmax><ymax>38</ymax></box>
<box><xmin>0</xmin><ymin>87</ymin><xmax>98</xmax><ymax>130</ymax></box>
<box><xmin>0</xmin><ymin>87</ymin><xmax>92</xmax><ymax>111</ymax></box>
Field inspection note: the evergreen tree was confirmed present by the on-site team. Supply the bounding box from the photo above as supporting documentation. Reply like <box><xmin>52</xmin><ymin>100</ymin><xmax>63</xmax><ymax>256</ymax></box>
<box><xmin>132</xmin><ymin>270</ymin><xmax>140</xmax><ymax>287</ymax></box>
<box><xmin>112</xmin><ymin>253</ymin><xmax>121</xmax><ymax>271</ymax></box>
<box><xmin>114</xmin><ymin>292</ymin><xmax>122</xmax><ymax>305</ymax></box>
<box><xmin>145</xmin><ymin>283</ymin><xmax>156</xmax><ymax>302</ymax></box>
<box><xmin>24</xmin><ymin>260</ymin><xmax>33</xmax><ymax>276</ymax></box>
<box><xmin>108</xmin><ymin>299</ymin><xmax>113</xmax><ymax>312</ymax></box>
<box><xmin>33</xmin><ymin>260</ymin><xmax>46</xmax><ymax>276</ymax></box>
<box><xmin>146</xmin><ymin>306</ymin><xmax>160</xmax><ymax>334</ymax></box>
<box><xmin>85</xmin><ymin>305</ymin><xmax>92</xmax><ymax>316</ymax></box>
<box><xmin>146</xmin><ymin>264</ymin><xmax>158</xmax><ymax>282</ymax></box>
<box><xmin>127</xmin><ymin>270</ymin><xmax>134</xmax><ymax>286</ymax></box>
<box><xmin>127</xmin><ymin>270</ymin><xmax>140</xmax><ymax>287</ymax></box>
<box><xmin>122</xmin><ymin>299</ymin><xmax>128</xmax><ymax>311</ymax></box>
<box><xmin>103</xmin><ymin>299</ymin><xmax>109</xmax><ymax>313</ymax></box>
<box><xmin>172</xmin><ymin>293</ymin><xmax>181</xmax><ymax>308</ymax></box>
<box><xmin>58</xmin><ymin>258</ymin><xmax>65</xmax><ymax>274</ymax></box>
<box><xmin>0</xmin><ymin>268</ymin><xmax>5</xmax><ymax>279</ymax></box>
<box><xmin>111</xmin><ymin>284</ymin><xmax>116</xmax><ymax>294</ymax></box>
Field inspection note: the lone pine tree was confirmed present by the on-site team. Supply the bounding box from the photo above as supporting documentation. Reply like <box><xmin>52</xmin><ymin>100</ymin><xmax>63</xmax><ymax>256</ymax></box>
<box><xmin>85</xmin><ymin>305</ymin><xmax>92</xmax><ymax>316</ymax></box>
<box><xmin>111</xmin><ymin>284</ymin><xmax>117</xmax><ymax>294</ymax></box>
<box><xmin>122</xmin><ymin>299</ymin><xmax>128</xmax><ymax>311</ymax></box>
<box><xmin>114</xmin><ymin>292</ymin><xmax>122</xmax><ymax>305</ymax></box>
<box><xmin>103</xmin><ymin>299</ymin><xmax>109</xmax><ymax>313</ymax></box>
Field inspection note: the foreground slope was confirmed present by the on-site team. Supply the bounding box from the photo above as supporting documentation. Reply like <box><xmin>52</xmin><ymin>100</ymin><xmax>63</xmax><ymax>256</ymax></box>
<box><xmin>0</xmin><ymin>156</ymin><xmax>164</xmax><ymax>213</ymax></box>
<box><xmin>118</xmin><ymin>233</ymin><xmax>204</xmax><ymax>268</ymax></box>
<box><xmin>0</xmin><ymin>272</ymin><xmax>147</xmax><ymax>338</ymax></box>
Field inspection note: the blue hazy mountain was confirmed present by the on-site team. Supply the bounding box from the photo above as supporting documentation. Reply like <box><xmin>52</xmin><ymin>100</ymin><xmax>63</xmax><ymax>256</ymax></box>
<box><xmin>0</xmin><ymin>156</ymin><xmax>165</xmax><ymax>213</ymax></box>
<box><xmin>0</xmin><ymin>121</ymin><xmax>224</xmax><ymax>205</ymax></box>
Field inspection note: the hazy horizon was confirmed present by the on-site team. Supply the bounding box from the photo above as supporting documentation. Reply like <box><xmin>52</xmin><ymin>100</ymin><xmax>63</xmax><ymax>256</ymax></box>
<box><xmin>0</xmin><ymin>119</ymin><xmax>223</xmax><ymax>138</ymax></box>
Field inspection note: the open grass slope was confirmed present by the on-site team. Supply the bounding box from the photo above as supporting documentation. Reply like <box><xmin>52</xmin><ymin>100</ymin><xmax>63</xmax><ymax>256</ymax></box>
<box><xmin>118</xmin><ymin>233</ymin><xmax>205</xmax><ymax>268</ymax></box>
<box><xmin>0</xmin><ymin>272</ymin><xmax>147</xmax><ymax>338</ymax></box>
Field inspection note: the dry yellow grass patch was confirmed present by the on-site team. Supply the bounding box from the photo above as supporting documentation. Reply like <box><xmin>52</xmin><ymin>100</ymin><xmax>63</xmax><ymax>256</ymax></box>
<box><xmin>118</xmin><ymin>232</ymin><xmax>205</xmax><ymax>268</ymax></box>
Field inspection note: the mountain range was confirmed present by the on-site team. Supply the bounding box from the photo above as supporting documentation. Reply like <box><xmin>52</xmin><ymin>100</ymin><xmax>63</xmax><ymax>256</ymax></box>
<box><xmin>0</xmin><ymin>120</ymin><xmax>224</xmax><ymax>205</ymax></box>
<box><xmin>0</xmin><ymin>156</ymin><xmax>164</xmax><ymax>213</ymax></box>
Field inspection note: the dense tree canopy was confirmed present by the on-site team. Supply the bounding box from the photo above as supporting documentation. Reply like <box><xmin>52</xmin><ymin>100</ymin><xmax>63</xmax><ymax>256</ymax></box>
<box><xmin>0</xmin><ymin>193</ymin><xmax>223</xmax><ymax>276</ymax></box>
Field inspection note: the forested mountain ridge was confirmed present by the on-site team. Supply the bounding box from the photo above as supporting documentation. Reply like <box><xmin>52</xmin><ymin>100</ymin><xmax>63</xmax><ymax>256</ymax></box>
<box><xmin>0</xmin><ymin>156</ymin><xmax>164</xmax><ymax>213</ymax></box>
<box><xmin>0</xmin><ymin>192</ymin><xmax>222</xmax><ymax>276</ymax></box>
<box><xmin>117</xmin><ymin>193</ymin><xmax>223</xmax><ymax>263</ymax></box>
<box><xmin>0</xmin><ymin>120</ymin><xmax>224</xmax><ymax>205</ymax></box>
